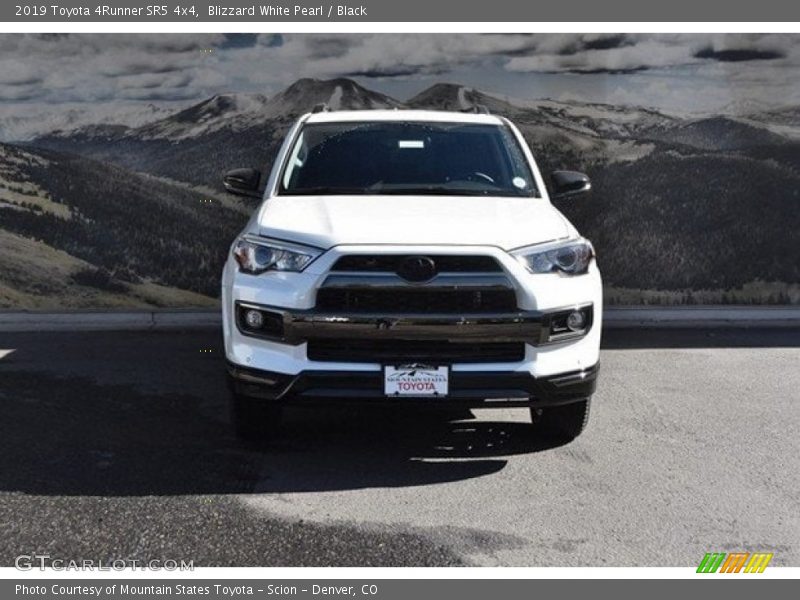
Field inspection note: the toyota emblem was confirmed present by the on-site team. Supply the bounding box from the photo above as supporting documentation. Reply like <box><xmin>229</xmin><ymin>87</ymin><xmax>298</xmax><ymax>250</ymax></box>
<box><xmin>397</xmin><ymin>256</ymin><xmax>437</xmax><ymax>282</ymax></box>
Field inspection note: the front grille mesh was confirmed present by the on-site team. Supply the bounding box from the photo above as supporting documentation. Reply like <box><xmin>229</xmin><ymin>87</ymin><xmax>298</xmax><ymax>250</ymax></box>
<box><xmin>307</xmin><ymin>340</ymin><xmax>525</xmax><ymax>364</ymax></box>
<box><xmin>313</xmin><ymin>253</ymin><xmax>522</xmax><ymax>362</ymax></box>
<box><xmin>331</xmin><ymin>254</ymin><xmax>502</xmax><ymax>273</ymax></box>
<box><xmin>315</xmin><ymin>288</ymin><xmax>517</xmax><ymax>313</ymax></box>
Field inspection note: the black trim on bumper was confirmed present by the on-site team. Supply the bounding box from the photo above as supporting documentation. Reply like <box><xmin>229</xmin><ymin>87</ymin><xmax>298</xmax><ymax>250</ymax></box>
<box><xmin>235</xmin><ymin>301</ymin><xmax>594</xmax><ymax>347</ymax></box>
<box><xmin>226</xmin><ymin>362</ymin><xmax>599</xmax><ymax>408</ymax></box>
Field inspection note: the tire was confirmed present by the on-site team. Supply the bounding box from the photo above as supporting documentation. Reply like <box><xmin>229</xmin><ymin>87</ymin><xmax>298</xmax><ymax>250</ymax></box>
<box><xmin>229</xmin><ymin>392</ymin><xmax>283</xmax><ymax>443</ymax></box>
<box><xmin>531</xmin><ymin>397</ymin><xmax>591</xmax><ymax>443</ymax></box>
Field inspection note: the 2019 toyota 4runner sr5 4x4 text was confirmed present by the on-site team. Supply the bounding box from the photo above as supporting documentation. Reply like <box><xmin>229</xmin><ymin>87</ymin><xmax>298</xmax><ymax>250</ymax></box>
<box><xmin>221</xmin><ymin>107</ymin><xmax>601</xmax><ymax>443</ymax></box>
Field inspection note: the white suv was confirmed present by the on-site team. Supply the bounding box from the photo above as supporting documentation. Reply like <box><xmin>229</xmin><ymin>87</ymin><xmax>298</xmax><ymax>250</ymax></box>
<box><xmin>221</xmin><ymin>108</ymin><xmax>601</xmax><ymax>443</ymax></box>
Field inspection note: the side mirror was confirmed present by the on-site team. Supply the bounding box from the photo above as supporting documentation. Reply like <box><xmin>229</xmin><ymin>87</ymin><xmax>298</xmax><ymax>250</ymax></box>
<box><xmin>551</xmin><ymin>170</ymin><xmax>591</xmax><ymax>200</ymax></box>
<box><xmin>223</xmin><ymin>168</ymin><xmax>262</xmax><ymax>198</ymax></box>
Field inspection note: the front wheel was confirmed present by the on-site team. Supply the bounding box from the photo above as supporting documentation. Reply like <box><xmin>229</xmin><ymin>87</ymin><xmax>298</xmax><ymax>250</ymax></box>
<box><xmin>229</xmin><ymin>392</ymin><xmax>283</xmax><ymax>444</ymax></box>
<box><xmin>531</xmin><ymin>397</ymin><xmax>591</xmax><ymax>443</ymax></box>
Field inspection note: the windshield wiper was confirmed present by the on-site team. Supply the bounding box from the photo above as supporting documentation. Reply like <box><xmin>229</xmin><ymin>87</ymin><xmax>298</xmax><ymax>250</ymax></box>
<box><xmin>283</xmin><ymin>185</ymin><xmax>527</xmax><ymax>197</ymax></box>
<box><xmin>282</xmin><ymin>186</ymin><xmax>370</xmax><ymax>195</ymax></box>
<box><xmin>371</xmin><ymin>186</ymin><xmax>492</xmax><ymax>196</ymax></box>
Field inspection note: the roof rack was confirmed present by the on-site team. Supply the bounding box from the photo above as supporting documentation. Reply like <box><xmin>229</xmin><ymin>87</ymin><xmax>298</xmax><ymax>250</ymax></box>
<box><xmin>460</xmin><ymin>104</ymin><xmax>491</xmax><ymax>115</ymax></box>
<box><xmin>311</xmin><ymin>103</ymin><xmax>329</xmax><ymax>113</ymax></box>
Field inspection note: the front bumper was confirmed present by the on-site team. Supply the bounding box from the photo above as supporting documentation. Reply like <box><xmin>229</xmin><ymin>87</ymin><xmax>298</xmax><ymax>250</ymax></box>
<box><xmin>227</xmin><ymin>361</ymin><xmax>599</xmax><ymax>407</ymax></box>
<box><xmin>222</xmin><ymin>245</ymin><xmax>603</xmax><ymax>379</ymax></box>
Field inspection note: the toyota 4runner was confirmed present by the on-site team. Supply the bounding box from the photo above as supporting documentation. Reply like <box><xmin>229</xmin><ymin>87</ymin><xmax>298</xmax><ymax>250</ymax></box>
<box><xmin>221</xmin><ymin>107</ymin><xmax>601</xmax><ymax>443</ymax></box>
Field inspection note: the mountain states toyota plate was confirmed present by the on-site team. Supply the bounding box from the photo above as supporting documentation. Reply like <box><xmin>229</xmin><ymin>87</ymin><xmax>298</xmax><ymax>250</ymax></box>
<box><xmin>384</xmin><ymin>365</ymin><xmax>449</xmax><ymax>397</ymax></box>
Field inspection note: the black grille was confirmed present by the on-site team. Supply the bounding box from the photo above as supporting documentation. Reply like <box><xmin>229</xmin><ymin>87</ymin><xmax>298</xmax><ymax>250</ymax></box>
<box><xmin>307</xmin><ymin>340</ymin><xmax>525</xmax><ymax>364</ymax></box>
<box><xmin>331</xmin><ymin>255</ymin><xmax>502</xmax><ymax>273</ymax></box>
<box><xmin>315</xmin><ymin>288</ymin><xmax>517</xmax><ymax>313</ymax></box>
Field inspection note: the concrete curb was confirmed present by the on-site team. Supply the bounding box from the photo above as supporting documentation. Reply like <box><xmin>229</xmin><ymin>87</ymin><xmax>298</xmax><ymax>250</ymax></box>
<box><xmin>1</xmin><ymin>307</ymin><xmax>799</xmax><ymax>332</ymax></box>
<box><xmin>0</xmin><ymin>310</ymin><xmax>221</xmax><ymax>332</ymax></box>
<box><xmin>602</xmin><ymin>306</ymin><xmax>800</xmax><ymax>328</ymax></box>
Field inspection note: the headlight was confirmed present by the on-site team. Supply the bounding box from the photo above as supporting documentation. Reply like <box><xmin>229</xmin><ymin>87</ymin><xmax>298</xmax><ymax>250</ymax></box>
<box><xmin>232</xmin><ymin>236</ymin><xmax>321</xmax><ymax>274</ymax></box>
<box><xmin>513</xmin><ymin>238</ymin><xmax>594</xmax><ymax>275</ymax></box>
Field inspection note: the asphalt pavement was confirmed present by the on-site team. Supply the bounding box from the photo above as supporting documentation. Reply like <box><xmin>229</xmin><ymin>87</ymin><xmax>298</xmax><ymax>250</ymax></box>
<box><xmin>0</xmin><ymin>328</ymin><xmax>798</xmax><ymax>566</ymax></box>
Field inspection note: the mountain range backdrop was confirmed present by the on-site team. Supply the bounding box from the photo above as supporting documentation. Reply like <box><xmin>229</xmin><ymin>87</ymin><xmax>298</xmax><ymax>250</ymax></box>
<box><xmin>0</xmin><ymin>33</ymin><xmax>799</xmax><ymax>309</ymax></box>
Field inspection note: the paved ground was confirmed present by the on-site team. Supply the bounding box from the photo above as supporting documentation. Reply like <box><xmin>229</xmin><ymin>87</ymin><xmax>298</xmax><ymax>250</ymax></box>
<box><xmin>0</xmin><ymin>328</ymin><xmax>798</xmax><ymax>567</ymax></box>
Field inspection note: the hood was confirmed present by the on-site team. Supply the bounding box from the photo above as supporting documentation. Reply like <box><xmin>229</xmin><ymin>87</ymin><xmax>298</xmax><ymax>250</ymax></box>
<box><xmin>256</xmin><ymin>195</ymin><xmax>572</xmax><ymax>249</ymax></box>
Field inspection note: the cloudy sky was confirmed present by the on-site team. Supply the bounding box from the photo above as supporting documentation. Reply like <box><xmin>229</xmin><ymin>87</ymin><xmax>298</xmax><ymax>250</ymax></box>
<box><xmin>1</xmin><ymin>33</ymin><xmax>799</xmax><ymax>114</ymax></box>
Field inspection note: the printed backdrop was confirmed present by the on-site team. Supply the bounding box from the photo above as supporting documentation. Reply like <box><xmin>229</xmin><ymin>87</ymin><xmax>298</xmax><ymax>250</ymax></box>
<box><xmin>0</xmin><ymin>33</ymin><xmax>798</xmax><ymax>308</ymax></box>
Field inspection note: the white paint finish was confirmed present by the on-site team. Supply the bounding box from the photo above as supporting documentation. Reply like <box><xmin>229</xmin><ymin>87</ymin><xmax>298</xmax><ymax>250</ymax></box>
<box><xmin>257</xmin><ymin>195</ymin><xmax>569</xmax><ymax>249</ymax></box>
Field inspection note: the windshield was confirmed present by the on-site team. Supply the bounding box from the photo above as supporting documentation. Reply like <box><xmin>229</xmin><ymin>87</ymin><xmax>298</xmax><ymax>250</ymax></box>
<box><xmin>279</xmin><ymin>121</ymin><xmax>539</xmax><ymax>197</ymax></box>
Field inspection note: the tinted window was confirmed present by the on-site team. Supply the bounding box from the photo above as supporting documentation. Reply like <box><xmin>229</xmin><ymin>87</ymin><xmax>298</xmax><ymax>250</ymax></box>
<box><xmin>280</xmin><ymin>121</ymin><xmax>538</xmax><ymax>197</ymax></box>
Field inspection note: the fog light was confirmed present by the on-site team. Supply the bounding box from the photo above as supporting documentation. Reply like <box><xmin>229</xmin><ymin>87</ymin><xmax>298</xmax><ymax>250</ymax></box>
<box><xmin>566</xmin><ymin>310</ymin><xmax>587</xmax><ymax>331</ymax></box>
<box><xmin>244</xmin><ymin>309</ymin><xmax>264</xmax><ymax>329</ymax></box>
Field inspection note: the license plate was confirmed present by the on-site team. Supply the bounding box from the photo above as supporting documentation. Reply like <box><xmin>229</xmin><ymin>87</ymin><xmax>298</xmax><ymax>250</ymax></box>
<box><xmin>384</xmin><ymin>364</ymin><xmax>449</xmax><ymax>397</ymax></box>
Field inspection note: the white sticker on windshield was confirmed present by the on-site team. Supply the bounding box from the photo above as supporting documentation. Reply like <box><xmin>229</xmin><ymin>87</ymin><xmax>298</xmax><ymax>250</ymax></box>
<box><xmin>513</xmin><ymin>177</ymin><xmax>527</xmax><ymax>189</ymax></box>
<box><xmin>398</xmin><ymin>140</ymin><xmax>425</xmax><ymax>148</ymax></box>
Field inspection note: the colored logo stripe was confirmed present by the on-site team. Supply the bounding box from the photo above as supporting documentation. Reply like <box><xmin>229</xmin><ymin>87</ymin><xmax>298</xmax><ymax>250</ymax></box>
<box><xmin>697</xmin><ymin>552</ymin><xmax>773</xmax><ymax>573</ymax></box>
<box><xmin>744</xmin><ymin>553</ymin><xmax>773</xmax><ymax>573</ymax></box>
<box><xmin>697</xmin><ymin>553</ymin><xmax>726</xmax><ymax>573</ymax></box>
<box><xmin>720</xmin><ymin>553</ymin><xmax>749</xmax><ymax>573</ymax></box>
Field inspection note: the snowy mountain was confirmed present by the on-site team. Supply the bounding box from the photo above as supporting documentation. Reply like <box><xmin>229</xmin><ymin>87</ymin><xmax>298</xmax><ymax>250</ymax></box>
<box><xmin>408</xmin><ymin>83</ymin><xmax>522</xmax><ymax>114</ymax></box>
<box><xmin>266</xmin><ymin>77</ymin><xmax>401</xmax><ymax>113</ymax></box>
<box><xmin>31</xmin><ymin>77</ymin><xmax>798</xmax><ymax>188</ymax></box>
<box><xmin>644</xmin><ymin>116</ymin><xmax>791</xmax><ymax>150</ymax></box>
<box><xmin>733</xmin><ymin>106</ymin><xmax>800</xmax><ymax>140</ymax></box>
<box><xmin>31</xmin><ymin>78</ymin><xmax>409</xmax><ymax>186</ymax></box>
<box><xmin>133</xmin><ymin>93</ymin><xmax>271</xmax><ymax>140</ymax></box>
<box><xmin>5</xmin><ymin>77</ymin><xmax>800</xmax><ymax>306</ymax></box>
<box><xmin>0</xmin><ymin>101</ymin><xmax>192</xmax><ymax>142</ymax></box>
<box><xmin>408</xmin><ymin>83</ymin><xmax>677</xmax><ymax>138</ymax></box>
<box><xmin>130</xmin><ymin>78</ymin><xmax>401</xmax><ymax>141</ymax></box>
<box><xmin>717</xmin><ymin>98</ymin><xmax>778</xmax><ymax>116</ymax></box>
<box><xmin>744</xmin><ymin>105</ymin><xmax>800</xmax><ymax>126</ymax></box>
